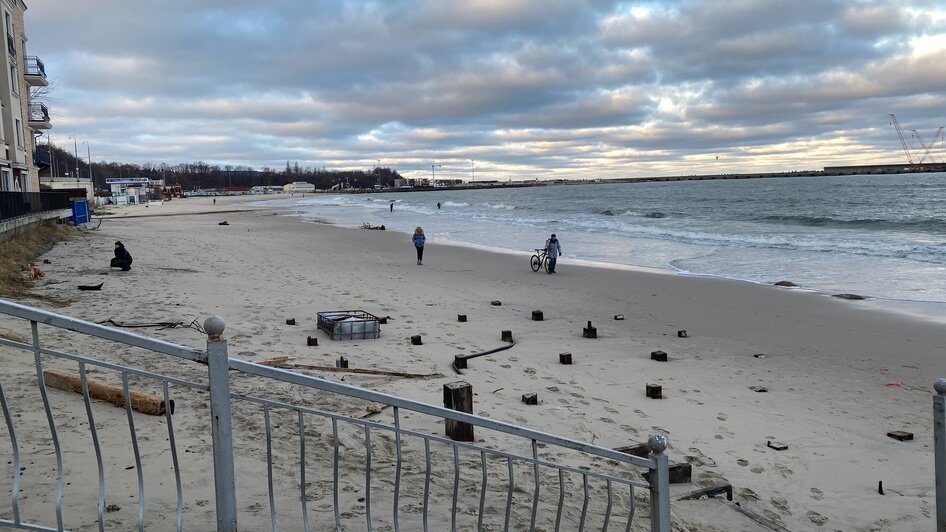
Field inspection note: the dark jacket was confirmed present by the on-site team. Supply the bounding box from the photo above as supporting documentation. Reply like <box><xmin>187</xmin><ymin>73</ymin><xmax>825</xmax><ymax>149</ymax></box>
<box><xmin>114</xmin><ymin>246</ymin><xmax>132</xmax><ymax>262</ymax></box>
<box><xmin>412</xmin><ymin>234</ymin><xmax>426</xmax><ymax>248</ymax></box>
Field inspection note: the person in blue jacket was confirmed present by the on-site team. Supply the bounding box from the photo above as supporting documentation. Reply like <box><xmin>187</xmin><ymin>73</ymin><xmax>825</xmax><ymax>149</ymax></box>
<box><xmin>413</xmin><ymin>227</ymin><xmax>426</xmax><ymax>265</ymax></box>
<box><xmin>544</xmin><ymin>233</ymin><xmax>562</xmax><ymax>273</ymax></box>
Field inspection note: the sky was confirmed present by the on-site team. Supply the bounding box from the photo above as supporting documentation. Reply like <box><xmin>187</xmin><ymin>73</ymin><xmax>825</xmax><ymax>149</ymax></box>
<box><xmin>24</xmin><ymin>0</ymin><xmax>946</xmax><ymax>181</ymax></box>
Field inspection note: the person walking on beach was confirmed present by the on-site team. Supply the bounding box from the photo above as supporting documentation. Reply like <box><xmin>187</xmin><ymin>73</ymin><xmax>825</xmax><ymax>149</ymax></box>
<box><xmin>110</xmin><ymin>241</ymin><xmax>133</xmax><ymax>271</ymax></box>
<box><xmin>544</xmin><ymin>233</ymin><xmax>562</xmax><ymax>274</ymax></box>
<box><xmin>413</xmin><ymin>227</ymin><xmax>426</xmax><ymax>265</ymax></box>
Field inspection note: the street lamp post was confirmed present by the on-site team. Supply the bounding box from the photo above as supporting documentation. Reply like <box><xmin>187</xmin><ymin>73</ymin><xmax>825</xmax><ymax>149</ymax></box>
<box><xmin>68</xmin><ymin>135</ymin><xmax>79</xmax><ymax>178</ymax></box>
<box><xmin>431</xmin><ymin>164</ymin><xmax>440</xmax><ymax>182</ymax></box>
<box><xmin>83</xmin><ymin>141</ymin><xmax>93</xmax><ymax>184</ymax></box>
<box><xmin>470</xmin><ymin>159</ymin><xmax>475</xmax><ymax>182</ymax></box>
<box><xmin>377</xmin><ymin>159</ymin><xmax>381</xmax><ymax>188</ymax></box>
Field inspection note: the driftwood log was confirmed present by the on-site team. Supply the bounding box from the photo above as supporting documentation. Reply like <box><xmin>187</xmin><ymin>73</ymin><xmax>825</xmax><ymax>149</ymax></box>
<box><xmin>42</xmin><ymin>369</ymin><xmax>173</xmax><ymax>416</ymax></box>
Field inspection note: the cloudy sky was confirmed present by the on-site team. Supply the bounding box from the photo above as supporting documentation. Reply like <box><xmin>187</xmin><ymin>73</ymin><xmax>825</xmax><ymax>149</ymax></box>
<box><xmin>24</xmin><ymin>0</ymin><xmax>946</xmax><ymax>180</ymax></box>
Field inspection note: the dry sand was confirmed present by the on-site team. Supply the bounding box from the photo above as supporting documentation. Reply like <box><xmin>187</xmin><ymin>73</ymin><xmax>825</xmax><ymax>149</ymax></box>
<box><xmin>1</xmin><ymin>195</ymin><xmax>944</xmax><ymax>531</ymax></box>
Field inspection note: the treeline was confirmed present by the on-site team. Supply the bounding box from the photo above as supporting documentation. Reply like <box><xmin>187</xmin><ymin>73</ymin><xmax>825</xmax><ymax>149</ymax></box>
<box><xmin>38</xmin><ymin>144</ymin><xmax>403</xmax><ymax>191</ymax></box>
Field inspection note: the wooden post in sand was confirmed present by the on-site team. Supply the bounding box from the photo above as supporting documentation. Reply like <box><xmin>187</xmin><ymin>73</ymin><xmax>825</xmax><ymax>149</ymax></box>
<box><xmin>42</xmin><ymin>369</ymin><xmax>173</xmax><ymax>416</ymax></box>
<box><xmin>443</xmin><ymin>381</ymin><xmax>474</xmax><ymax>442</ymax></box>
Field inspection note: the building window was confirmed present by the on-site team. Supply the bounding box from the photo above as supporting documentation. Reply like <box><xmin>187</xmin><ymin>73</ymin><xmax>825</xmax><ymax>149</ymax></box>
<box><xmin>9</xmin><ymin>63</ymin><xmax>17</xmax><ymax>95</ymax></box>
<box><xmin>14</xmin><ymin>118</ymin><xmax>22</xmax><ymax>147</ymax></box>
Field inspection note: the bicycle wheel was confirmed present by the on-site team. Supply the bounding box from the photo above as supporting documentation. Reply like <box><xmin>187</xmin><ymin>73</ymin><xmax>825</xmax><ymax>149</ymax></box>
<box><xmin>543</xmin><ymin>256</ymin><xmax>553</xmax><ymax>273</ymax></box>
<box><xmin>530</xmin><ymin>254</ymin><xmax>541</xmax><ymax>272</ymax></box>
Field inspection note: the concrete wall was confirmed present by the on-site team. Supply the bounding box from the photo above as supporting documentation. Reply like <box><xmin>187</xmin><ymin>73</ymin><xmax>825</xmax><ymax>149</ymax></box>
<box><xmin>0</xmin><ymin>208</ymin><xmax>70</xmax><ymax>242</ymax></box>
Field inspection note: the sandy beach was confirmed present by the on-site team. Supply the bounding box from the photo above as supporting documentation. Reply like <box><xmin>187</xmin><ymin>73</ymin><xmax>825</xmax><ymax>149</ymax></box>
<box><xmin>2</xmin><ymin>195</ymin><xmax>945</xmax><ymax>530</ymax></box>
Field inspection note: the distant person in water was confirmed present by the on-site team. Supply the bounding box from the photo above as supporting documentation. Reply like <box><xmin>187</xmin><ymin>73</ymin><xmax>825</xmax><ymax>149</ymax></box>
<box><xmin>390</xmin><ymin>201</ymin><xmax>394</xmax><ymax>212</ymax></box>
<box><xmin>413</xmin><ymin>227</ymin><xmax>426</xmax><ymax>265</ymax></box>
<box><xmin>110</xmin><ymin>241</ymin><xmax>133</xmax><ymax>271</ymax></box>
<box><xmin>437</xmin><ymin>202</ymin><xmax>441</xmax><ymax>209</ymax></box>
<box><xmin>544</xmin><ymin>234</ymin><xmax>562</xmax><ymax>274</ymax></box>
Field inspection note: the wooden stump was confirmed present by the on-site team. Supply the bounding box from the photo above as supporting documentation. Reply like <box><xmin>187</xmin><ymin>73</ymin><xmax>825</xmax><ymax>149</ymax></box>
<box><xmin>650</xmin><ymin>350</ymin><xmax>668</xmax><ymax>362</ymax></box>
<box><xmin>443</xmin><ymin>382</ymin><xmax>474</xmax><ymax>442</ymax></box>
<box><xmin>458</xmin><ymin>314</ymin><xmax>467</xmax><ymax>322</ymax></box>
<box><xmin>583</xmin><ymin>321</ymin><xmax>597</xmax><ymax>339</ymax></box>
<box><xmin>559</xmin><ymin>352</ymin><xmax>572</xmax><ymax>365</ymax></box>
<box><xmin>646</xmin><ymin>383</ymin><xmax>662</xmax><ymax>399</ymax></box>
<box><xmin>336</xmin><ymin>356</ymin><xmax>349</xmax><ymax>369</ymax></box>
<box><xmin>411</xmin><ymin>335</ymin><xmax>423</xmax><ymax>345</ymax></box>
<box><xmin>491</xmin><ymin>300</ymin><xmax>502</xmax><ymax>306</ymax></box>
<box><xmin>521</xmin><ymin>393</ymin><xmax>538</xmax><ymax>405</ymax></box>
<box><xmin>307</xmin><ymin>336</ymin><xmax>318</xmax><ymax>346</ymax></box>
<box><xmin>454</xmin><ymin>355</ymin><xmax>468</xmax><ymax>369</ymax></box>
<box><xmin>677</xmin><ymin>330</ymin><xmax>687</xmax><ymax>338</ymax></box>
<box><xmin>286</xmin><ymin>318</ymin><xmax>296</xmax><ymax>325</ymax></box>
<box><xmin>532</xmin><ymin>310</ymin><xmax>544</xmax><ymax>321</ymax></box>
<box><xmin>501</xmin><ymin>330</ymin><xmax>513</xmax><ymax>342</ymax></box>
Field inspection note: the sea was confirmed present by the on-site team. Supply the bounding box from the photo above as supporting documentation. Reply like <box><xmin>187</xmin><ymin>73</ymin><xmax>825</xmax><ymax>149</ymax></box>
<box><xmin>247</xmin><ymin>173</ymin><xmax>946</xmax><ymax>323</ymax></box>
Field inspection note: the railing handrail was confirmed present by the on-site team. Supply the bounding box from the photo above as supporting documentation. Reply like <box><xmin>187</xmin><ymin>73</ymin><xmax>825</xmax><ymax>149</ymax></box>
<box><xmin>232</xmin><ymin>358</ymin><xmax>658</xmax><ymax>469</ymax></box>
<box><xmin>0</xmin><ymin>299</ymin><xmax>206</xmax><ymax>363</ymax></box>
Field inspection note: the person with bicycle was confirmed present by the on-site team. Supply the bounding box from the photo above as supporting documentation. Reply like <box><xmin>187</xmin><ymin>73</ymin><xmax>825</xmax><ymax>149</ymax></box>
<box><xmin>544</xmin><ymin>234</ymin><xmax>562</xmax><ymax>273</ymax></box>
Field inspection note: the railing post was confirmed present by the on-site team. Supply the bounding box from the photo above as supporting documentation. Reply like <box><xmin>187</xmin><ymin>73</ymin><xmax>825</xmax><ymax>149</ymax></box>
<box><xmin>647</xmin><ymin>433</ymin><xmax>670</xmax><ymax>532</ymax></box>
<box><xmin>935</xmin><ymin>379</ymin><xmax>946</xmax><ymax>532</ymax></box>
<box><xmin>205</xmin><ymin>315</ymin><xmax>237</xmax><ymax>532</ymax></box>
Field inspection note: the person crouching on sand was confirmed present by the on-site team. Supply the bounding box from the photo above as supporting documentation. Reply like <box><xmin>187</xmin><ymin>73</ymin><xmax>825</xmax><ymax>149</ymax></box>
<box><xmin>110</xmin><ymin>241</ymin><xmax>133</xmax><ymax>271</ymax></box>
<box><xmin>413</xmin><ymin>227</ymin><xmax>426</xmax><ymax>265</ymax></box>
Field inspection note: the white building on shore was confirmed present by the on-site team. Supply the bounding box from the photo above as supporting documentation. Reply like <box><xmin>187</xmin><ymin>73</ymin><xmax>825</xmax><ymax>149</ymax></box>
<box><xmin>283</xmin><ymin>181</ymin><xmax>315</xmax><ymax>193</ymax></box>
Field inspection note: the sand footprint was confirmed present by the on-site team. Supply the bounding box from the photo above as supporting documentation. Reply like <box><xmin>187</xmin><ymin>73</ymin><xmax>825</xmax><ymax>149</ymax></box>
<box><xmin>774</xmin><ymin>463</ymin><xmax>794</xmax><ymax>478</ymax></box>
<box><xmin>633</xmin><ymin>409</ymin><xmax>649</xmax><ymax>419</ymax></box>
<box><xmin>807</xmin><ymin>510</ymin><xmax>828</xmax><ymax>526</ymax></box>
<box><xmin>809</xmin><ymin>487</ymin><xmax>823</xmax><ymax>501</ymax></box>
<box><xmin>716</xmin><ymin>413</ymin><xmax>727</xmax><ymax>421</ymax></box>
<box><xmin>750</xmin><ymin>465</ymin><xmax>765</xmax><ymax>474</ymax></box>
<box><xmin>771</xmin><ymin>496</ymin><xmax>791</xmax><ymax>515</ymax></box>
<box><xmin>736</xmin><ymin>458</ymin><xmax>749</xmax><ymax>467</ymax></box>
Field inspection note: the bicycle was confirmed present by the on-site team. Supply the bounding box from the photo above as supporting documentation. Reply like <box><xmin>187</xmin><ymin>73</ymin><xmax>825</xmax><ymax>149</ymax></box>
<box><xmin>530</xmin><ymin>248</ymin><xmax>553</xmax><ymax>273</ymax></box>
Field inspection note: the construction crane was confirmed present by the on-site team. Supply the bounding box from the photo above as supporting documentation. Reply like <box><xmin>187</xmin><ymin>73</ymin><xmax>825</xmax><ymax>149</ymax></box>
<box><xmin>911</xmin><ymin>127</ymin><xmax>945</xmax><ymax>164</ymax></box>
<box><xmin>889</xmin><ymin>113</ymin><xmax>915</xmax><ymax>165</ymax></box>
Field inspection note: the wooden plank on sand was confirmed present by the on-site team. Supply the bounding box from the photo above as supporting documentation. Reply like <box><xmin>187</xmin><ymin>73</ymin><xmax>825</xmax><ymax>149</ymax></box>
<box><xmin>42</xmin><ymin>369</ymin><xmax>172</xmax><ymax>416</ymax></box>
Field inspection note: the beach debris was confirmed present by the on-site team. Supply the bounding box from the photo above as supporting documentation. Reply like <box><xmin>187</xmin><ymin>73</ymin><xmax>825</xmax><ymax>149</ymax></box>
<box><xmin>651</xmin><ymin>350</ymin><xmax>668</xmax><ymax>362</ymax></box>
<box><xmin>411</xmin><ymin>335</ymin><xmax>423</xmax><ymax>345</ymax></box>
<box><xmin>218</xmin><ymin>221</ymin><xmax>229</xmax><ymax>225</ymax></box>
<box><xmin>336</xmin><ymin>356</ymin><xmax>348</xmax><ymax>369</ymax></box>
<box><xmin>583</xmin><ymin>321</ymin><xmax>597</xmax><ymax>339</ymax></box>
<box><xmin>444</xmin><ymin>381</ymin><xmax>474</xmax><ymax>442</ymax></box>
<box><xmin>749</xmin><ymin>385</ymin><xmax>768</xmax><ymax>392</ymax></box>
<box><xmin>491</xmin><ymin>387</ymin><xmax>504</xmax><ymax>393</ymax></box>
<box><xmin>832</xmin><ymin>293</ymin><xmax>866</xmax><ymax>300</ymax></box>
<box><xmin>884</xmin><ymin>380</ymin><xmax>902</xmax><ymax>387</ymax></box>
<box><xmin>501</xmin><ymin>330</ymin><xmax>513</xmax><ymax>342</ymax></box>
<box><xmin>677</xmin><ymin>330</ymin><xmax>688</xmax><ymax>338</ymax></box>
<box><xmin>532</xmin><ymin>310</ymin><xmax>544</xmax><ymax>321</ymax></box>
<box><xmin>615</xmin><ymin>442</ymin><xmax>651</xmax><ymax>457</ymax></box>
<box><xmin>306</xmin><ymin>336</ymin><xmax>318</xmax><ymax>346</ymax></box>
<box><xmin>646</xmin><ymin>383</ymin><xmax>662</xmax><ymax>399</ymax></box>
<box><xmin>361</xmin><ymin>222</ymin><xmax>386</xmax><ymax>230</ymax></box>
<box><xmin>457</xmin><ymin>314</ymin><xmax>467</xmax><ymax>322</ymax></box>
<box><xmin>559</xmin><ymin>352</ymin><xmax>573</xmax><ymax>365</ymax></box>
<box><xmin>521</xmin><ymin>393</ymin><xmax>538</xmax><ymax>405</ymax></box>
<box><xmin>678</xmin><ymin>483</ymin><xmax>733</xmax><ymax>501</ymax></box>
<box><xmin>614</xmin><ymin>314</ymin><xmax>624</xmax><ymax>320</ymax></box>
<box><xmin>731</xmin><ymin>502</ymin><xmax>792</xmax><ymax>531</ymax></box>
<box><xmin>766</xmin><ymin>440</ymin><xmax>788</xmax><ymax>451</ymax></box>
<box><xmin>773</xmin><ymin>280</ymin><xmax>798</xmax><ymax>287</ymax></box>
<box><xmin>491</xmin><ymin>300</ymin><xmax>502</xmax><ymax>306</ymax></box>
<box><xmin>257</xmin><ymin>356</ymin><xmax>443</xmax><ymax>378</ymax></box>
<box><xmin>451</xmin><ymin>339</ymin><xmax>517</xmax><ymax>374</ymax></box>
<box><xmin>886</xmin><ymin>430</ymin><xmax>914</xmax><ymax>441</ymax></box>
<box><xmin>105</xmin><ymin>504</ymin><xmax>121</xmax><ymax>513</ymax></box>
<box><xmin>42</xmin><ymin>369</ymin><xmax>173</xmax><ymax>416</ymax></box>
<box><xmin>878</xmin><ymin>481</ymin><xmax>884</xmax><ymax>495</ymax></box>
<box><xmin>100</xmin><ymin>318</ymin><xmax>205</xmax><ymax>334</ymax></box>
<box><xmin>285</xmin><ymin>318</ymin><xmax>296</xmax><ymax>325</ymax></box>
<box><xmin>365</xmin><ymin>403</ymin><xmax>384</xmax><ymax>414</ymax></box>
<box><xmin>43</xmin><ymin>259</ymin><xmax>51</xmax><ymax>264</ymax></box>
<box><xmin>753</xmin><ymin>353</ymin><xmax>766</xmax><ymax>358</ymax></box>
<box><xmin>78</xmin><ymin>282</ymin><xmax>104</xmax><ymax>291</ymax></box>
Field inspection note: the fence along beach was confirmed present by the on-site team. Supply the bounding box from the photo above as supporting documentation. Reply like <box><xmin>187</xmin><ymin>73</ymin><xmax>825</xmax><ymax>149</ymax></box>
<box><xmin>0</xmin><ymin>194</ymin><xmax>944</xmax><ymax>530</ymax></box>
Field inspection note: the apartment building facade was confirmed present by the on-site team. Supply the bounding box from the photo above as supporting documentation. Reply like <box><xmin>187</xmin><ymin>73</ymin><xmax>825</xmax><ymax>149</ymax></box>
<box><xmin>0</xmin><ymin>0</ymin><xmax>48</xmax><ymax>193</ymax></box>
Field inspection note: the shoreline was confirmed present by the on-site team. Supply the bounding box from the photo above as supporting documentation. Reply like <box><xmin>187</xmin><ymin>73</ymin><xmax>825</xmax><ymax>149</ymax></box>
<box><xmin>5</xmin><ymin>195</ymin><xmax>942</xmax><ymax>529</ymax></box>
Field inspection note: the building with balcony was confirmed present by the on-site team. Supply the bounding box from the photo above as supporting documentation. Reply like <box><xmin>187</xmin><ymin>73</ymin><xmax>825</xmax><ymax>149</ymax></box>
<box><xmin>0</xmin><ymin>0</ymin><xmax>47</xmax><ymax>193</ymax></box>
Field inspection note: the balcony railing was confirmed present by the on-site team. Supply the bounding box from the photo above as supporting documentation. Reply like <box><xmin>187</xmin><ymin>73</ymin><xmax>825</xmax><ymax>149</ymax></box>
<box><xmin>32</xmin><ymin>148</ymin><xmax>50</xmax><ymax>168</ymax></box>
<box><xmin>28</xmin><ymin>103</ymin><xmax>50</xmax><ymax>129</ymax></box>
<box><xmin>24</xmin><ymin>56</ymin><xmax>47</xmax><ymax>86</ymax></box>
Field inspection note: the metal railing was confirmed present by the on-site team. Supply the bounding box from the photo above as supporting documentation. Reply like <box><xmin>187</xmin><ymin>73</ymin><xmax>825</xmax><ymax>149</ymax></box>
<box><xmin>0</xmin><ymin>299</ymin><xmax>671</xmax><ymax>531</ymax></box>
<box><xmin>26</xmin><ymin>56</ymin><xmax>46</xmax><ymax>80</ymax></box>
<box><xmin>0</xmin><ymin>190</ymin><xmax>71</xmax><ymax>222</ymax></box>
<box><xmin>28</xmin><ymin>102</ymin><xmax>50</xmax><ymax>123</ymax></box>
<box><xmin>935</xmin><ymin>379</ymin><xmax>946</xmax><ymax>531</ymax></box>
